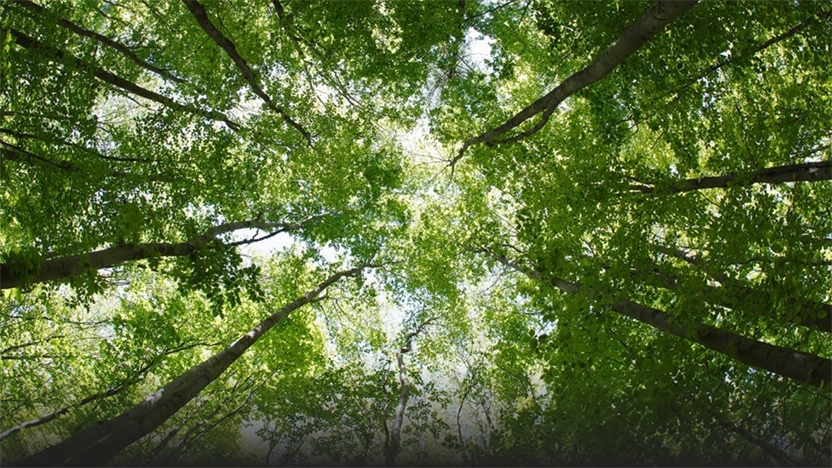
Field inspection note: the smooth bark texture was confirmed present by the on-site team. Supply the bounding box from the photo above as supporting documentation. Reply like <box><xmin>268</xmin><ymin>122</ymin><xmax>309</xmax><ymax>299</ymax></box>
<box><xmin>0</xmin><ymin>215</ymin><xmax>325</xmax><ymax>289</ymax></box>
<box><xmin>13</xmin><ymin>0</ymin><xmax>184</xmax><ymax>83</ymax></box>
<box><xmin>11</xmin><ymin>266</ymin><xmax>369</xmax><ymax>467</ymax></box>
<box><xmin>384</xmin><ymin>319</ymin><xmax>433</xmax><ymax>467</ymax></box>
<box><xmin>0</xmin><ymin>341</ymin><xmax>210</xmax><ymax>441</ymax></box>
<box><xmin>627</xmin><ymin>264</ymin><xmax>832</xmax><ymax>333</ymax></box>
<box><xmin>9</xmin><ymin>29</ymin><xmax>239</xmax><ymax>131</ymax></box>
<box><xmin>452</xmin><ymin>0</ymin><xmax>698</xmax><ymax>164</ymax></box>
<box><xmin>653</xmin><ymin>247</ymin><xmax>832</xmax><ymax>333</ymax></box>
<box><xmin>628</xmin><ymin>161</ymin><xmax>832</xmax><ymax>194</ymax></box>
<box><xmin>181</xmin><ymin>0</ymin><xmax>311</xmax><ymax>143</ymax></box>
<box><xmin>490</xmin><ymin>253</ymin><xmax>832</xmax><ymax>388</ymax></box>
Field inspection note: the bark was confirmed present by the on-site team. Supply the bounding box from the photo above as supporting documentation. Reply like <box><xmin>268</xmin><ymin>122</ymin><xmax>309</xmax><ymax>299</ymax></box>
<box><xmin>13</xmin><ymin>0</ymin><xmax>184</xmax><ymax>84</ymax></box>
<box><xmin>11</xmin><ymin>265</ymin><xmax>370</xmax><ymax>467</ymax></box>
<box><xmin>384</xmin><ymin>319</ymin><xmax>433</xmax><ymax>467</ymax></box>
<box><xmin>163</xmin><ymin>374</ymin><xmax>260</xmax><ymax>464</ymax></box>
<box><xmin>9</xmin><ymin>29</ymin><xmax>239</xmax><ymax>131</ymax></box>
<box><xmin>0</xmin><ymin>215</ymin><xmax>325</xmax><ymax>289</ymax></box>
<box><xmin>452</xmin><ymin>0</ymin><xmax>698</xmax><ymax>164</ymax></box>
<box><xmin>384</xmin><ymin>353</ymin><xmax>410</xmax><ymax>466</ymax></box>
<box><xmin>627</xmin><ymin>264</ymin><xmax>831</xmax><ymax>333</ymax></box>
<box><xmin>0</xmin><ymin>341</ymin><xmax>210</xmax><ymax>441</ymax></box>
<box><xmin>181</xmin><ymin>0</ymin><xmax>311</xmax><ymax>143</ymax></box>
<box><xmin>667</xmin><ymin>7</ymin><xmax>832</xmax><ymax>101</ymax></box>
<box><xmin>652</xmin><ymin>247</ymin><xmax>832</xmax><ymax>333</ymax></box>
<box><xmin>628</xmin><ymin>161</ymin><xmax>832</xmax><ymax>194</ymax></box>
<box><xmin>455</xmin><ymin>384</ymin><xmax>471</xmax><ymax>465</ymax></box>
<box><xmin>489</xmin><ymin>253</ymin><xmax>832</xmax><ymax>388</ymax></box>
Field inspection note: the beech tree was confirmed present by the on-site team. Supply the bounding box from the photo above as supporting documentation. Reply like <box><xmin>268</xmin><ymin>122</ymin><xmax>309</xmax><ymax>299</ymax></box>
<box><xmin>2</xmin><ymin>0</ymin><xmax>830</xmax><ymax>466</ymax></box>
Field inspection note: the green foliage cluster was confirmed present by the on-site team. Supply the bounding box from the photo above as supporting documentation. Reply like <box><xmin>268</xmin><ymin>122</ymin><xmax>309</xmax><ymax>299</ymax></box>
<box><xmin>1</xmin><ymin>0</ymin><xmax>830</xmax><ymax>466</ymax></box>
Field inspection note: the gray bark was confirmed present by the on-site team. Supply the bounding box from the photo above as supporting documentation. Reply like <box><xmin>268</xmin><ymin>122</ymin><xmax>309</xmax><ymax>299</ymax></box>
<box><xmin>628</xmin><ymin>161</ymin><xmax>832</xmax><ymax>194</ymax></box>
<box><xmin>11</xmin><ymin>265</ymin><xmax>369</xmax><ymax>466</ymax></box>
<box><xmin>490</xmin><ymin>253</ymin><xmax>832</xmax><ymax>388</ymax></box>
<box><xmin>384</xmin><ymin>319</ymin><xmax>433</xmax><ymax>467</ymax></box>
<box><xmin>0</xmin><ymin>215</ymin><xmax>325</xmax><ymax>289</ymax></box>
<box><xmin>9</xmin><ymin>29</ymin><xmax>239</xmax><ymax>131</ymax></box>
<box><xmin>452</xmin><ymin>0</ymin><xmax>698</xmax><ymax>164</ymax></box>
<box><xmin>181</xmin><ymin>0</ymin><xmax>310</xmax><ymax>143</ymax></box>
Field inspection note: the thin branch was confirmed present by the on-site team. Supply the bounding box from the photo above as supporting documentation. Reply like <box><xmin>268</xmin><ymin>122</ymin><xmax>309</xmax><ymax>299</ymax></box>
<box><xmin>9</xmin><ymin>29</ymin><xmax>240</xmax><ymax>131</ymax></box>
<box><xmin>181</xmin><ymin>0</ymin><xmax>310</xmax><ymax>143</ymax></box>
<box><xmin>451</xmin><ymin>0</ymin><xmax>698</xmax><ymax>167</ymax></box>
<box><xmin>13</xmin><ymin>0</ymin><xmax>185</xmax><ymax>84</ymax></box>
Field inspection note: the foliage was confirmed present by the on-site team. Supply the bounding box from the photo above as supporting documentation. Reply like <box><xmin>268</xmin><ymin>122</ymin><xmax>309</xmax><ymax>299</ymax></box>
<box><xmin>1</xmin><ymin>0</ymin><xmax>830</xmax><ymax>466</ymax></box>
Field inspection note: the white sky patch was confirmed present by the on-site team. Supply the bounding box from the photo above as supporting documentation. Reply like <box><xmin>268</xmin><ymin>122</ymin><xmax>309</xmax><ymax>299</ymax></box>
<box><xmin>465</xmin><ymin>28</ymin><xmax>495</xmax><ymax>74</ymax></box>
<box><xmin>232</xmin><ymin>229</ymin><xmax>294</xmax><ymax>257</ymax></box>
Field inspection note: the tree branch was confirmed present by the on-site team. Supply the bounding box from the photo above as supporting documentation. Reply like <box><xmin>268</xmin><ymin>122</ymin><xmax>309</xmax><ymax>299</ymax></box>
<box><xmin>481</xmin><ymin>247</ymin><xmax>832</xmax><ymax>388</ymax></box>
<box><xmin>12</xmin><ymin>265</ymin><xmax>373</xmax><ymax>467</ymax></box>
<box><xmin>9</xmin><ymin>28</ymin><xmax>240</xmax><ymax>131</ymax></box>
<box><xmin>181</xmin><ymin>0</ymin><xmax>311</xmax><ymax>144</ymax></box>
<box><xmin>628</xmin><ymin>160</ymin><xmax>832</xmax><ymax>194</ymax></box>
<box><xmin>13</xmin><ymin>0</ymin><xmax>185</xmax><ymax>84</ymax></box>
<box><xmin>0</xmin><ymin>214</ymin><xmax>327</xmax><ymax>289</ymax></box>
<box><xmin>451</xmin><ymin>0</ymin><xmax>698</xmax><ymax>166</ymax></box>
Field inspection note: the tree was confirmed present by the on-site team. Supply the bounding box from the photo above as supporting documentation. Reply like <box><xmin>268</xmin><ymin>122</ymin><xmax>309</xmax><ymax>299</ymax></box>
<box><xmin>2</xmin><ymin>0</ymin><xmax>831</xmax><ymax>466</ymax></box>
<box><xmin>13</xmin><ymin>264</ymin><xmax>371</xmax><ymax>467</ymax></box>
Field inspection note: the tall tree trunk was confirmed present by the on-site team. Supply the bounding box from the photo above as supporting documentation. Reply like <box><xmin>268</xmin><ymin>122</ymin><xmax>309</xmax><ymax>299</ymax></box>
<box><xmin>627</xmin><ymin>160</ymin><xmax>832</xmax><ymax>194</ymax></box>
<box><xmin>8</xmin><ymin>29</ymin><xmax>239</xmax><ymax>131</ymax></box>
<box><xmin>0</xmin><ymin>215</ymin><xmax>324</xmax><ymax>289</ymax></box>
<box><xmin>625</xmin><ymin>263</ymin><xmax>831</xmax><ymax>333</ymax></box>
<box><xmin>181</xmin><ymin>0</ymin><xmax>310</xmax><ymax>143</ymax></box>
<box><xmin>488</xmin><ymin>252</ymin><xmax>832</xmax><ymax>388</ymax></box>
<box><xmin>12</xmin><ymin>0</ymin><xmax>185</xmax><ymax>84</ymax></box>
<box><xmin>452</xmin><ymin>0</ymin><xmax>698</xmax><ymax>164</ymax></box>
<box><xmin>11</xmin><ymin>265</ymin><xmax>370</xmax><ymax>467</ymax></box>
<box><xmin>384</xmin><ymin>319</ymin><xmax>433</xmax><ymax>467</ymax></box>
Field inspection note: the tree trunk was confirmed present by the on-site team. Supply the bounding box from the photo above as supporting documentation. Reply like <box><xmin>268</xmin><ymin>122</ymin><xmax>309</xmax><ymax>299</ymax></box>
<box><xmin>490</xmin><ymin>253</ymin><xmax>832</xmax><ymax>388</ymax></box>
<box><xmin>453</xmin><ymin>0</ymin><xmax>698</xmax><ymax>163</ymax></box>
<box><xmin>9</xmin><ymin>29</ymin><xmax>239</xmax><ymax>131</ymax></box>
<box><xmin>0</xmin><ymin>344</ymin><xmax>177</xmax><ymax>441</ymax></box>
<box><xmin>628</xmin><ymin>161</ymin><xmax>832</xmax><ymax>194</ymax></box>
<box><xmin>384</xmin><ymin>352</ymin><xmax>410</xmax><ymax>467</ymax></box>
<box><xmin>181</xmin><ymin>0</ymin><xmax>310</xmax><ymax>143</ymax></box>
<box><xmin>11</xmin><ymin>265</ymin><xmax>369</xmax><ymax>467</ymax></box>
<box><xmin>384</xmin><ymin>319</ymin><xmax>433</xmax><ymax>466</ymax></box>
<box><xmin>0</xmin><ymin>215</ymin><xmax>324</xmax><ymax>289</ymax></box>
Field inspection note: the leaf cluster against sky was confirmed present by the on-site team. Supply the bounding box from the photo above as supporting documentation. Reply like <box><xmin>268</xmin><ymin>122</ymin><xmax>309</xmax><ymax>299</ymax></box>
<box><xmin>1</xmin><ymin>0</ymin><xmax>830</xmax><ymax>466</ymax></box>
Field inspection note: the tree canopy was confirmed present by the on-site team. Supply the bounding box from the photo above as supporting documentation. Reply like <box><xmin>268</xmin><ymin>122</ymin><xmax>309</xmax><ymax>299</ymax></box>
<box><xmin>1</xmin><ymin>0</ymin><xmax>830</xmax><ymax>466</ymax></box>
